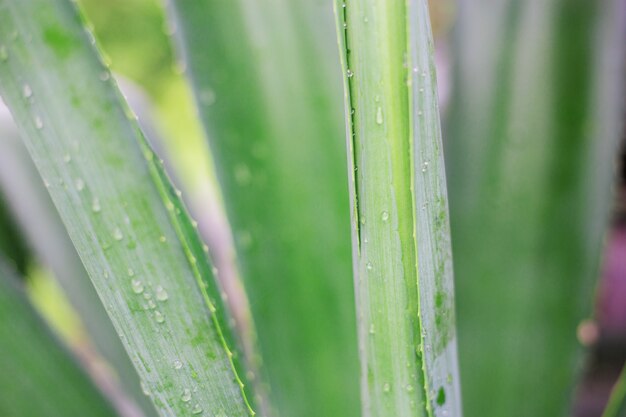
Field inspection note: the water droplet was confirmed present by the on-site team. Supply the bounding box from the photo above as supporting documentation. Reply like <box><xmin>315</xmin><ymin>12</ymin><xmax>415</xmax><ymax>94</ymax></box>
<box><xmin>406</xmin><ymin>384</ymin><xmax>414</xmax><ymax>392</ymax></box>
<box><xmin>22</xmin><ymin>84</ymin><xmax>32</xmax><ymax>99</ymax></box>
<box><xmin>0</xmin><ymin>45</ymin><xmax>7</xmax><ymax>62</ymax></box>
<box><xmin>366</xmin><ymin>262</ymin><xmax>373</xmax><ymax>271</ymax></box>
<box><xmin>202</xmin><ymin>244</ymin><xmax>209</xmax><ymax>253</ymax></box>
<box><xmin>127</xmin><ymin>267</ymin><xmax>135</xmax><ymax>277</ymax></box>
<box><xmin>147</xmin><ymin>299</ymin><xmax>156</xmax><ymax>309</ymax></box>
<box><xmin>91</xmin><ymin>198</ymin><xmax>101</xmax><ymax>213</ymax></box>
<box><xmin>375</xmin><ymin>106</ymin><xmax>384</xmax><ymax>125</ymax></box>
<box><xmin>369</xmin><ymin>324</ymin><xmax>375</xmax><ymax>334</ymax></box>
<box><xmin>199</xmin><ymin>88</ymin><xmax>216</xmax><ymax>106</ymax></box>
<box><xmin>140</xmin><ymin>380</ymin><xmax>151</xmax><ymax>396</ymax></box>
<box><xmin>159</xmin><ymin>235</ymin><xmax>166</xmax><ymax>243</ymax></box>
<box><xmin>112</xmin><ymin>227</ymin><xmax>123</xmax><ymax>241</ymax></box>
<box><xmin>63</xmin><ymin>154</ymin><xmax>71</xmax><ymax>163</ymax></box>
<box><xmin>191</xmin><ymin>220</ymin><xmax>198</xmax><ymax>228</ymax></box>
<box><xmin>99</xmin><ymin>71</ymin><xmax>110</xmax><ymax>81</ymax></box>
<box><xmin>381</xmin><ymin>211</ymin><xmax>389</xmax><ymax>222</ymax></box>
<box><xmin>383</xmin><ymin>382</ymin><xmax>391</xmax><ymax>393</ymax></box>
<box><xmin>131</xmin><ymin>279</ymin><xmax>144</xmax><ymax>294</ymax></box>
<box><xmin>181</xmin><ymin>388</ymin><xmax>192</xmax><ymax>403</ymax></box>
<box><xmin>173</xmin><ymin>359</ymin><xmax>183</xmax><ymax>369</ymax></box>
<box><xmin>191</xmin><ymin>404</ymin><xmax>203</xmax><ymax>414</ymax></box>
<box><xmin>364</xmin><ymin>16</ymin><xmax>369</xmax><ymax>23</ymax></box>
<box><xmin>155</xmin><ymin>286</ymin><xmax>169</xmax><ymax>301</ymax></box>
<box><xmin>154</xmin><ymin>310</ymin><xmax>165</xmax><ymax>323</ymax></box>
<box><xmin>234</xmin><ymin>163</ymin><xmax>251</xmax><ymax>186</ymax></box>
<box><xmin>237</xmin><ymin>231</ymin><xmax>253</xmax><ymax>249</ymax></box>
<box><xmin>165</xmin><ymin>200</ymin><xmax>175</xmax><ymax>211</ymax></box>
<box><xmin>34</xmin><ymin>116</ymin><xmax>43</xmax><ymax>130</ymax></box>
<box><xmin>421</xmin><ymin>161</ymin><xmax>429</xmax><ymax>173</ymax></box>
<box><xmin>347</xmin><ymin>69</ymin><xmax>354</xmax><ymax>78</ymax></box>
<box><xmin>75</xmin><ymin>178</ymin><xmax>85</xmax><ymax>191</ymax></box>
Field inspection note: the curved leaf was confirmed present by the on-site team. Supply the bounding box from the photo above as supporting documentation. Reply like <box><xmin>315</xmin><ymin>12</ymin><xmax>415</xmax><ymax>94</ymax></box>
<box><xmin>0</xmin><ymin>0</ymin><xmax>255</xmax><ymax>415</ymax></box>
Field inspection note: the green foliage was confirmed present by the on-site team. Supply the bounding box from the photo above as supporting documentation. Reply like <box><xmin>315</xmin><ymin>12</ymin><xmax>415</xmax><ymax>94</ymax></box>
<box><xmin>167</xmin><ymin>0</ymin><xmax>359</xmax><ymax>416</ymax></box>
<box><xmin>0</xmin><ymin>259</ymin><xmax>119</xmax><ymax>417</ymax></box>
<box><xmin>604</xmin><ymin>365</ymin><xmax>626</xmax><ymax>417</ymax></box>
<box><xmin>0</xmin><ymin>103</ymin><xmax>157</xmax><ymax>417</ymax></box>
<box><xmin>0</xmin><ymin>0</ymin><xmax>624</xmax><ymax>415</ymax></box>
<box><xmin>446</xmin><ymin>0</ymin><xmax>626</xmax><ymax>416</ymax></box>
<box><xmin>335</xmin><ymin>0</ymin><xmax>460</xmax><ymax>415</ymax></box>
<box><xmin>0</xmin><ymin>0</ymin><xmax>253</xmax><ymax>415</ymax></box>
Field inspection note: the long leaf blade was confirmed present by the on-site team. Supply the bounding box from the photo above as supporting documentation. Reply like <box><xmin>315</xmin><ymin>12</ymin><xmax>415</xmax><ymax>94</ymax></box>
<box><xmin>166</xmin><ymin>1</ymin><xmax>360</xmax><ymax>416</ymax></box>
<box><xmin>446</xmin><ymin>0</ymin><xmax>626</xmax><ymax>415</ymax></box>
<box><xmin>0</xmin><ymin>1</ymin><xmax>254</xmax><ymax>415</ymax></box>
<box><xmin>335</xmin><ymin>0</ymin><xmax>461</xmax><ymax>415</ymax></box>
<box><xmin>603</xmin><ymin>365</ymin><xmax>626</xmax><ymax>417</ymax></box>
<box><xmin>0</xmin><ymin>259</ymin><xmax>119</xmax><ymax>417</ymax></box>
<box><xmin>0</xmin><ymin>98</ymin><xmax>158</xmax><ymax>417</ymax></box>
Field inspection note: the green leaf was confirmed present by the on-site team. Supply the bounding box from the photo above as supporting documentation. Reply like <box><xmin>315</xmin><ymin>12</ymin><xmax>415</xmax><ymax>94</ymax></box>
<box><xmin>167</xmin><ymin>1</ymin><xmax>360</xmax><ymax>416</ymax></box>
<box><xmin>0</xmin><ymin>191</ymin><xmax>29</xmax><ymax>274</ymax></box>
<box><xmin>0</xmin><ymin>258</ymin><xmax>119</xmax><ymax>417</ymax></box>
<box><xmin>603</xmin><ymin>365</ymin><xmax>626</xmax><ymax>417</ymax></box>
<box><xmin>335</xmin><ymin>0</ymin><xmax>461</xmax><ymax>416</ymax></box>
<box><xmin>0</xmin><ymin>99</ymin><xmax>158</xmax><ymax>417</ymax></box>
<box><xmin>445</xmin><ymin>0</ymin><xmax>626</xmax><ymax>416</ymax></box>
<box><xmin>0</xmin><ymin>1</ymin><xmax>254</xmax><ymax>416</ymax></box>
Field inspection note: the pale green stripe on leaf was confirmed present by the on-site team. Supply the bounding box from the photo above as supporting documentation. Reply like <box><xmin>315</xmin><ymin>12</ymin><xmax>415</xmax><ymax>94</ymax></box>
<box><xmin>335</xmin><ymin>0</ymin><xmax>461</xmax><ymax>416</ymax></box>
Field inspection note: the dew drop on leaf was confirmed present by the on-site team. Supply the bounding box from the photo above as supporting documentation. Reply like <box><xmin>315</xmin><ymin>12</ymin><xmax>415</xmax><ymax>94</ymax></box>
<box><xmin>155</xmin><ymin>285</ymin><xmax>169</xmax><ymax>301</ymax></box>
<box><xmin>34</xmin><ymin>116</ymin><xmax>43</xmax><ymax>130</ymax></box>
<box><xmin>154</xmin><ymin>310</ymin><xmax>165</xmax><ymax>323</ymax></box>
<box><xmin>131</xmin><ymin>279</ymin><xmax>144</xmax><ymax>294</ymax></box>
<box><xmin>191</xmin><ymin>404</ymin><xmax>203</xmax><ymax>415</ymax></box>
<box><xmin>99</xmin><ymin>71</ymin><xmax>110</xmax><ymax>81</ymax></box>
<box><xmin>234</xmin><ymin>163</ymin><xmax>251</xmax><ymax>186</ymax></box>
<box><xmin>173</xmin><ymin>359</ymin><xmax>182</xmax><ymax>369</ymax></box>
<box><xmin>140</xmin><ymin>380</ymin><xmax>151</xmax><ymax>396</ymax></box>
<box><xmin>91</xmin><ymin>197</ymin><xmax>101</xmax><ymax>213</ymax></box>
<box><xmin>112</xmin><ymin>227</ymin><xmax>123</xmax><ymax>241</ymax></box>
<box><xmin>375</xmin><ymin>106</ymin><xmax>383</xmax><ymax>125</ymax></box>
<box><xmin>381</xmin><ymin>211</ymin><xmax>389</xmax><ymax>222</ymax></box>
<box><xmin>22</xmin><ymin>84</ymin><xmax>32</xmax><ymax>99</ymax></box>
<box><xmin>383</xmin><ymin>382</ymin><xmax>391</xmax><ymax>393</ymax></box>
<box><xmin>181</xmin><ymin>388</ymin><xmax>192</xmax><ymax>403</ymax></box>
<box><xmin>199</xmin><ymin>88</ymin><xmax>216</xmax><ymax>106</ymax></box>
